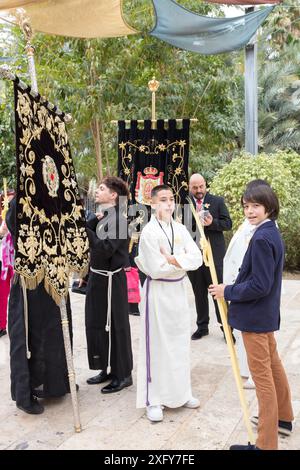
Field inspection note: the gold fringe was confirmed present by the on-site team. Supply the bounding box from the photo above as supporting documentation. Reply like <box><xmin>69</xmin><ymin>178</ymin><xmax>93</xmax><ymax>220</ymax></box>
<box><xmin>15</xmin><ymin>268</ymin><xmax>45</xmax><ymax>291</ymax></box>
<box><xmin>44</xmin><ymin>276</ymin><xmax>67</xmax><ymax>307</ymax></box>
<box><xmin>77</xmin><ymin>263</ymin><xmax>89</xmax><ymax>279</ymax></box>
<box><xmin>14</xmin><ymin>259</ymin><xmax>90</xmax><ymax>307</ymax></box>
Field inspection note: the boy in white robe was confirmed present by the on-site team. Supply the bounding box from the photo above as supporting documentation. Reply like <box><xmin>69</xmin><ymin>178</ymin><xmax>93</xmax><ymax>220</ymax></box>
<box><xmin>135</xmin><ymin>185</ymin><xmax>203</xmax><ymax>422</ymax></box>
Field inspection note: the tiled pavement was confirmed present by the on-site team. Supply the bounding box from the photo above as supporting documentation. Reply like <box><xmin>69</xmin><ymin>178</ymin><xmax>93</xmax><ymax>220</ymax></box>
<box><xmin>0</xmin><ymin>279</ymin><xmax>299</xmax><ymax>450</ymax></box>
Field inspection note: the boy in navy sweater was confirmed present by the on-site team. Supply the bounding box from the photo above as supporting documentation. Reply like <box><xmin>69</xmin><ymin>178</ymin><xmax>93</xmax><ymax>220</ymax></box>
<box><xmin>209</xmin><ymin>182</ymin><xmax>293</xmax><ymax>450</ymax></box>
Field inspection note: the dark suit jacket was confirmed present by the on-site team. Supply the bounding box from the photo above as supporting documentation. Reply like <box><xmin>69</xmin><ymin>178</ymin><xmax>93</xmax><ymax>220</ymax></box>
<box><xmin>224</xmin><ymin>220</ymin><xmax>284</xmax><ymax>333</ymax></box>
<box><xmin>184</xmin><ymin>192</ymin><xmax>232</xmax><ymax>267</ymax></box>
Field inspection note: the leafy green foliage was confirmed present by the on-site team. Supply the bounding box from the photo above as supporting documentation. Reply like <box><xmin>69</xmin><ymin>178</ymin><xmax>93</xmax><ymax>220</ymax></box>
<box><xmin>1</xmin><ymin>0</ymin><xmax>242</xmax><ymax>188</ymax></box>
<box><xmin>262</xmin><ymin>0</ymin><xmax>300</xmax><ymax>51</ymax></box>
<box><xmin>210</xmin><ymin>150</ymin><xmax>300</xmax><ymax>269</ymax></box>
<box><xmin>0</xmin><ymin>0</ymin><xmax>299</xmax><ymax>203</ymax></box>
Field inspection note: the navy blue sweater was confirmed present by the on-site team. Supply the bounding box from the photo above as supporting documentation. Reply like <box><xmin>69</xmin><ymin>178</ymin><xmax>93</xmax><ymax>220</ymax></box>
<box><xmin>224</xmin><ymin>221</ymin><xmax>284</xmax><ymax>333</ymax></box>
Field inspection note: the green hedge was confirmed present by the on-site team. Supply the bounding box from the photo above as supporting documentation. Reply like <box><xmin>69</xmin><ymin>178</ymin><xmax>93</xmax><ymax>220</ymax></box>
<box><xmin>210</xmin><ymin>151</ymin><xmax>300</xmax><ymax>270</ymax></box>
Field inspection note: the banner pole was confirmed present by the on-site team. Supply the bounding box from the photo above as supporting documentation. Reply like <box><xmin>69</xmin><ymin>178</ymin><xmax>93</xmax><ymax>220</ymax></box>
<box><xmin>148</xmin><ymin>76</ymin><xmax>159</xmax><ymax>129</ymax></box>
<box><xmin>60</xmin><ymin>297</ymin><xmax>82</xmax><ymax>433</ymax></box>
<box><xmin>16</xmin><ymin>9</ymin><xmax>38</xmax><ymax>93</ymax></box>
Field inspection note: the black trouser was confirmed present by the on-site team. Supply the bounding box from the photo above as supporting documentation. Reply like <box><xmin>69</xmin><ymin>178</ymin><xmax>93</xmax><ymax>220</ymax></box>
<box><xmin>188</xmin><ymin>264</ymin><xmax>223</xmax><ymax>332</ymax></box>
<box><xmin>138</xmin><ymin>270</ymin><xmax>147</xmax><ymax>287</ymax></box>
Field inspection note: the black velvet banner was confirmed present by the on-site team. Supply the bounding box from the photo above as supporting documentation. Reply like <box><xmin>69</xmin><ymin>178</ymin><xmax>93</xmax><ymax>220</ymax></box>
<box><xmin>14</xmin><ymin>80</ymin><xmax>89</xmax><ymax>305</ymax></box>
<box><xmin>118</xmin><ymin>119</ymin><xmax>190</xmax><ymax>228</ymax></box>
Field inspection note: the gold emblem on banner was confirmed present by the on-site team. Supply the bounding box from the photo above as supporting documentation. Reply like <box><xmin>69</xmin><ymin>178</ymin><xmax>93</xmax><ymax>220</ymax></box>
<box><xmin>42</xmin><ymin>155</ymin><xmax>60</xmax><ymax>197</ymax></box>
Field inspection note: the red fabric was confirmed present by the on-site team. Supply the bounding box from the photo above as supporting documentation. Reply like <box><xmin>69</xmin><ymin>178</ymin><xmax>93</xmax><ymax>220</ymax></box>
<box><xmin>0</xmin><ymin>265</ymin><xmax>13</xmax><ymax>330</ymax></box>
<box><xmin>126</xmin><ymin>267</ymin><xmax>141</xmax><ymax>304</ymax></box>
<box><xmin>196</xmin><ymin>198</ymin><xmax>203</xmax><ymax>212</ymax></box>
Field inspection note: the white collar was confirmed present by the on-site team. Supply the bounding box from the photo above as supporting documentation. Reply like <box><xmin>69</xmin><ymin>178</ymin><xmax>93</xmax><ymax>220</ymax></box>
<box><xmin>252</xmin><ymin>218</ymin><xmax>271</xmax><ymax>232</ymax></box>
<box><xmin>152</xmin><ymin>215</ymin><xmax>172</xmax><ymax>228</ymax></box>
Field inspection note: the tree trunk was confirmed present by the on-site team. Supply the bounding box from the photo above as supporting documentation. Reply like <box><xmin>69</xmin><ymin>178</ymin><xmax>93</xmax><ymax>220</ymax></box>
<box><xmin>91</xmin><ymin>119</ymin><xmax>103</xmax><ymax>182</ymax></box>
<box><xmin>100</xmin><ymin>119</ymin><xmax>111</xmax><ymax>175</ymax></box>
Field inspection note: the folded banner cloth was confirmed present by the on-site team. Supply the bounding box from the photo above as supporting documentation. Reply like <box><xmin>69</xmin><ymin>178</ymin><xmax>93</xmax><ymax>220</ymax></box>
<box><xmin>150</xmin><ymin>0</ymin><xmax>274</xmax><ymax>55</ymax></box>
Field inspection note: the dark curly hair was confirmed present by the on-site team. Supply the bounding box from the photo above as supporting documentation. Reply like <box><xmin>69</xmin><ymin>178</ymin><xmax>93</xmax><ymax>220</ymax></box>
<box><xmin>102</xmin><ymin>176</ymin><xmax>129</xmax><ymax>204</ymax></box>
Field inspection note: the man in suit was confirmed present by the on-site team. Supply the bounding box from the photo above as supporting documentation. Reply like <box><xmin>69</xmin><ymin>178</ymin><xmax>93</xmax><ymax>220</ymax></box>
<box><xmin>185</xmin><ymin>173</ymin><xmax>232</xmax><ymax>340</ymax></box>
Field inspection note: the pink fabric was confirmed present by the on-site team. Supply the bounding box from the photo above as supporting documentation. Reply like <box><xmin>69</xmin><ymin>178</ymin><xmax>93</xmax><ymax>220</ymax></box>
<box><xmin>0</xmin><ymin>265</ymin><xmax>13</xmax><ymax>330</ymax></box>
<box><xmin>196</xmin><ymin>198</ymin><xmax>203</xmax><ymax>212</ymax></box>
<box><xmin>1</xmin><ymin>232</ymin><xmax>14</xmax><ymax>281</ymax></box>
<box><xmin>0</xmin><ymin>231</ymin><xmax>14</xmax><ymax>330</ymax></box>
<box><xmin>126</xmin><ymin>267</ymin><xmax>141</xmax><ymax>303</ymax></box>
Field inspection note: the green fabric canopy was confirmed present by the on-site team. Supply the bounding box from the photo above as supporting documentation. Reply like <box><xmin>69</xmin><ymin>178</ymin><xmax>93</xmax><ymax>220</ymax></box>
<box><xmin>150</xmin><ymin>0</ymin><xmax>274</xmax><ymax>55</ymax></box>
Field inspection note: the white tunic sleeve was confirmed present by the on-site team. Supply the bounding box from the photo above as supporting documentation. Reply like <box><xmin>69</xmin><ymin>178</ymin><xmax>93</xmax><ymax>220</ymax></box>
<box><xmin>173</xmin><ymin>225</ymin><xmax>203</xmax><ymax>272</ymax></box>
<box><xmin>135</xmin><ymin>228</ymin><xmax>181</xmax><ymax>279</ymax></box>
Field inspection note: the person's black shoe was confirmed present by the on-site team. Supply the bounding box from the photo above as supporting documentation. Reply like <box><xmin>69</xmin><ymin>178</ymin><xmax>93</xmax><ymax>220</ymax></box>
<box><xmin>87</xmin><ymin>370</ymin><xmax>112</xmax><ymax>385</ymax></box>
<box><xmin>278</xmin><ymin>419</ymin><xmax>293</xmax><ymax>436</ymax></box>
<box><xmin>191</xmin><ymin>329</ymin><xmax>209</xmax><ymax>340</ymax></box>
<box><xmin>32</xmin><ymin>384</ymin><xmax>79</xmax><ymax>398</ymax></box>
<box><xmin>17</xmin><ymin>397</ymin><xmax>44</xmax><ymax>415</ymax></box>
<box><xmin>71</xmin><ymin>280</ymin><xmax>87</xmax><ymax>295</ymax></box>
<box><xmin>0</xmin><ymin>329</ymin><xmax>7</xmax><ymax>338</ymax></box>
<box><xmin>230</xmin><ymin>443</ymin><xmax>261</xmax><ymax>450</ymax></box>
<box><xmin>129</xmin><ymin>311</ymin><xmax>140</xmax><ymax>316</ymax></box>
<box><xmin>251</xmin><ymin>416</ymin><xmax>293</xmax><ymax>436</ymax></box>
<box><xmin>101</xmin><ymin>375</ymin><xmax>133</xmax><ymax>394</ymax></box>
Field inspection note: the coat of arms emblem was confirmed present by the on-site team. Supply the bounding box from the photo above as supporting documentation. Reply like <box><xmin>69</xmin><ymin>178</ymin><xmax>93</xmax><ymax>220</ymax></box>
<box><xmin>135</xmin><ymin>167</ymin><xmax>164</xmax><ymax>205</ymax></box>
<box><xmin>42</xmin><ymin>155</ymin><xmax>60</xmax><ymax>198</ymax></box>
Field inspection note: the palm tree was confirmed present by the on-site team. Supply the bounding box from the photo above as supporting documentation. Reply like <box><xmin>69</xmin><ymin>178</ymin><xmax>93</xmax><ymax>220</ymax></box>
<box><xmin>258</xmin><ymin>45</ymin><xmax>300</xmax><ymax>153</ymax></box>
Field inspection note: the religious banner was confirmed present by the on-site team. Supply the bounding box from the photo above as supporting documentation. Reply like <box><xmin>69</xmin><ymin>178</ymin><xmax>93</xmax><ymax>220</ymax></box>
<box><xmin>118</xmin><ymin>119</ymin><xmax>190</xmax><ymax>223</ymax></box>
<box><xmin>118</xmin><ymin>119</ymin><xmax>190</xmax><ymax>234</ymax></box>
<box><xmin>14</xmin><ymin>79</ymin><xmax>89</xmax><ymax>305</ymax></box>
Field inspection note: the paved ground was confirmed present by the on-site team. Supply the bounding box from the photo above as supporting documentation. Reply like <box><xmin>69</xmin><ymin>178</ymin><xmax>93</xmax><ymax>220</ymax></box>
<box><xmin>0</xmin><ymin>279</ymin><xmax>299</xmax><ymax>451</ymax></box>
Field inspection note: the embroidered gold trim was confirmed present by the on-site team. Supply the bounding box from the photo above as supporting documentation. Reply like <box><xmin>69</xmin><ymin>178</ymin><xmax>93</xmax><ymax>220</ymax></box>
<box><xmin>15</xmin><ymin>87</ymin><xmax>90</xmax><ymax>306</ymax></box>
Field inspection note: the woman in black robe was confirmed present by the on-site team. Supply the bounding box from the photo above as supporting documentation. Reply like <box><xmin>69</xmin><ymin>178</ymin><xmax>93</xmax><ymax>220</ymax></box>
<box><xmin>85</xmin><ymin>177</ymin><xmax>133</xmax><ymax>393</ymax></box>
<box><xmin>6</xmin><ymin>198</ymin><xmax>73</xmax><ymax>414</ymax></box>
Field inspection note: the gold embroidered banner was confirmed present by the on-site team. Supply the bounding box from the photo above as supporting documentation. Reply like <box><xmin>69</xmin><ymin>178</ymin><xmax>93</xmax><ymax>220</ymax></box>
<box><xmin>14</xmin><ymin>79</ymin><xmax>89</xmax><ymax>305</ymax></box>
<box><xmin>118</xmin><ymin>119</ymin><xmax>190</xmax><ymax>208</ymax></box>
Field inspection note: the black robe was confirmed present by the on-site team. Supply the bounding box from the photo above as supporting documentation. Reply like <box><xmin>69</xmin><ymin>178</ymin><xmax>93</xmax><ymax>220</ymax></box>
<box><xmin>85</xmin><ymin>206</ymin><xmax>133</xmax><ymax>380</ymax></box>
<box><xmin>6</xmin><ymin>198</ymin><xmax>72</xmax><ymax>408</ymax></box>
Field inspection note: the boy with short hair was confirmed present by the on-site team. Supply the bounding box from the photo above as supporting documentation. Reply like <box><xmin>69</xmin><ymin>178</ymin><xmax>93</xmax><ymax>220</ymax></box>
<box><xmin>209</xmin><ymin>183</ymin><xmax>294</xmax><ymax>450</ymax></box>
<box><xmin>135</xmin><ymin>184</ymin><xmax>203</xmax><ymax>422</ymax></box>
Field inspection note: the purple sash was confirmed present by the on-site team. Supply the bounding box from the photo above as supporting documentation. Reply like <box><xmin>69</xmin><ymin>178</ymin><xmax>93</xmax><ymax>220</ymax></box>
<box><xmin>145</xmin><ymin>274</ymin><xmax>185</xmax><ymax>406</ymax></box>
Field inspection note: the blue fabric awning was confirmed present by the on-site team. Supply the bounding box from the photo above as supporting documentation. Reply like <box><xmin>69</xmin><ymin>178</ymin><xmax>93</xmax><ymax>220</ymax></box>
<box><xmin>150</xmin><ymin>0</ymin><xmax>274</xmax><ymax>55</ymax></box>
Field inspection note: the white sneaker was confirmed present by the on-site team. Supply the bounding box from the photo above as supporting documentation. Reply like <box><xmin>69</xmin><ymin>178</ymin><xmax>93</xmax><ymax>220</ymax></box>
<box><xmin>146</xmin><ymin>405</ymin><xmax>163</xmax><ymax>422</ymax></box>
<box><xmin>184</xmin><ymin>397</ymin><xmax>200</xmax><ymax>409</ymax></box>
